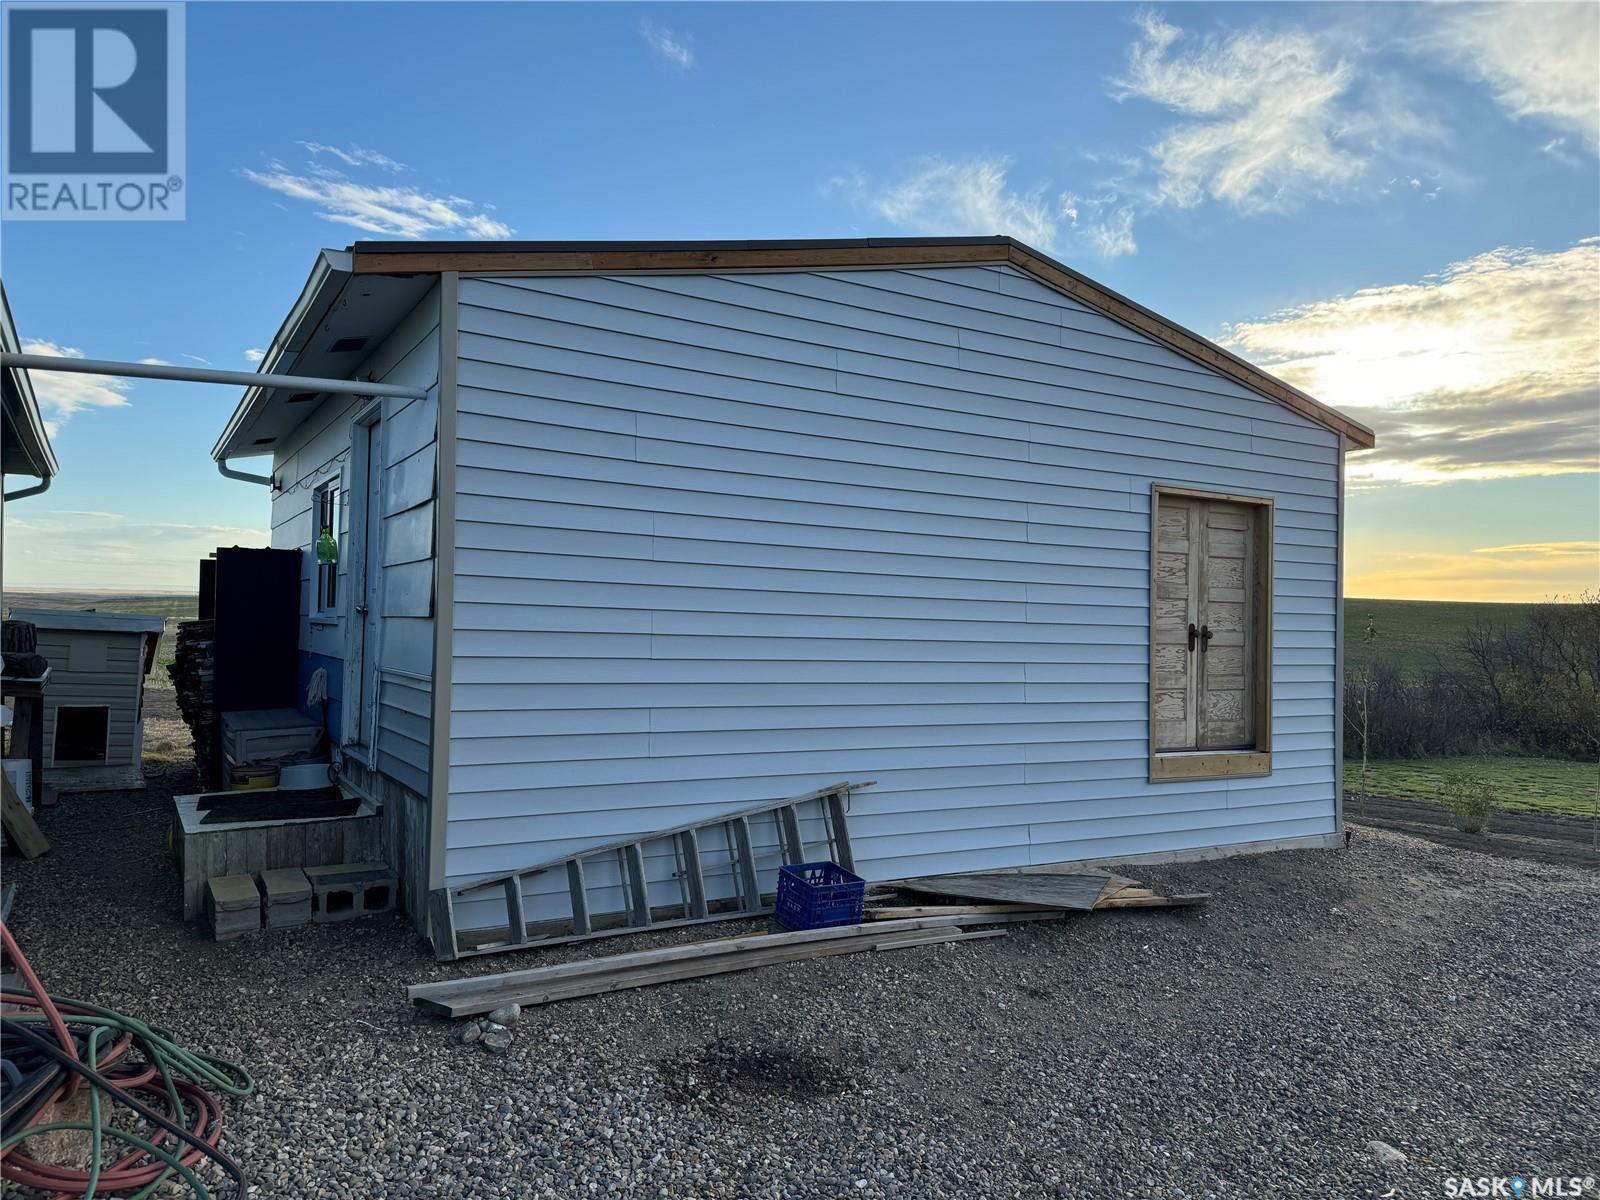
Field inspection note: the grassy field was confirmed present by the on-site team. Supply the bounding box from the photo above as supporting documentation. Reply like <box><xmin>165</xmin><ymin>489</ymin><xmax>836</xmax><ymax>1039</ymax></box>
<box><xmin>5</xmin><ymin>590</ymin><xmax>198</xmax><ymax>685</ymax></box>
<box><xmin>1346</xmin><ymin>756</ymin><xmax>1599</xmax><ymax>818</ymax></box>
<box><xmin>1344</xmin><ymin>597</ymin><xmax>1537</xmax><ymax>676</ymax></box>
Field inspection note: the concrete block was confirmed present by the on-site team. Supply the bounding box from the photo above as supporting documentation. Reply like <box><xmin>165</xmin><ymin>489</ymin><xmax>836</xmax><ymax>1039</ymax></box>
<box><xmin>260</xmin><ymin>867</ymin><xmax>313</xmax><ymax>930</ymax></box>
<box><xmin>305</xmin><ymin>861</ymin><xmax>397</xmax><ymax>922</ymax></box>
<box><xmin>207</xmin><ymin>874</ymin><xmax>261</xmax><ymax>941</ymax></box>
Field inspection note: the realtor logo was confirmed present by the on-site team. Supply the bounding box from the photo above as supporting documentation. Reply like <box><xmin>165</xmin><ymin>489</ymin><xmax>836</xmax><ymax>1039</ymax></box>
<box><xmin>3</xmin><ymin>2</ymin><xmax>186</xmax><ymax>219</ymax></box>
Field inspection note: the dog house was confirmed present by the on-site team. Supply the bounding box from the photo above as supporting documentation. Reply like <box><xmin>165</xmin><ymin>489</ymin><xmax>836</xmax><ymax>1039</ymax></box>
<box><xmin>6</xmin><ymin>609</ymin><xmax>165</xmax><ymax>791</ymax></box>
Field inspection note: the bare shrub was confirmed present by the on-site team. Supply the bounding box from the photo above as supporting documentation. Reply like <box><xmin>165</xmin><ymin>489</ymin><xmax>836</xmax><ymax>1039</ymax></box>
<box><xmin>1436</xmin><ymin>764</ymin><xmax>1499</xmax><ymax>834</ymax></box>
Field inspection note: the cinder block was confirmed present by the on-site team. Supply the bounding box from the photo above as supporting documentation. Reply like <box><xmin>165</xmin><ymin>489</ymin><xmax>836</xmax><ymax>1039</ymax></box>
<box><xmin>259</xmin><ymin>867</ymin><xmax>313</xmax><ymax>929</ymax></box>
<box><xmin>304</xmin><ymin>862</ymin><xmax>397</xmax><ymax>922</ymax></box>
<box><xmin>207</xmin><ymin>874</ymin><xmax>262</xmax><ymax>941</ymax></box>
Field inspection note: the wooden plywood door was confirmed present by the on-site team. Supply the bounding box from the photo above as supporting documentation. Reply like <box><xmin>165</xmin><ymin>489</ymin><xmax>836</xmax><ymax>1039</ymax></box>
<box><xmin>1151</xmin><ymin>496</ymin><xmax>1199</xmax><ymax>752</ymax></box>
<box><xmin>1152</xmin><ymin>494</ymin><xmax>1259</xmax><ymax>753</ymax></box>
<box><xmin>1196</xmin><ymin>502</ymin><xmax>1255</xmax><ymax>749</ymax></box>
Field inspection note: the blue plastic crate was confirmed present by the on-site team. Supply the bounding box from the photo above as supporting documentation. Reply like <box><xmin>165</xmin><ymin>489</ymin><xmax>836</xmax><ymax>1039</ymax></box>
<box><xmin>774</xmin><ymin>861</ymin><xmax>865</xmax><ymax>931</ymax></box>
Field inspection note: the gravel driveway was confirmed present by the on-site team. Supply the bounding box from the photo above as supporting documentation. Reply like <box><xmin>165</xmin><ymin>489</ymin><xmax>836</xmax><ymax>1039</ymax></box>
<box><xmin>4</xmin><ymin>764</ymin><xmax>1596</xmax><ymax>1200</ymax></box>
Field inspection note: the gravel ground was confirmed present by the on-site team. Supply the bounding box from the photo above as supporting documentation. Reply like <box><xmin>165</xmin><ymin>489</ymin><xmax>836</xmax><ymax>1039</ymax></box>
<box><xmin>4</xmin><ymin>763</ymin><xmax>1597</xmax><ymax>1200</ymax></box>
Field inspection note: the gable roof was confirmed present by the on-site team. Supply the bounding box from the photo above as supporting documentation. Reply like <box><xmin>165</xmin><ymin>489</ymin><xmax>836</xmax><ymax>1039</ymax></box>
<box><xmin>215</xmin><ymin>236</ymin><xmax>1373</xmax><ymax>460</ymax></box>
<box><xmin>346</xmin><ymin>236</ymin><xmax>1374</xmax><ymax>449</ymax></box>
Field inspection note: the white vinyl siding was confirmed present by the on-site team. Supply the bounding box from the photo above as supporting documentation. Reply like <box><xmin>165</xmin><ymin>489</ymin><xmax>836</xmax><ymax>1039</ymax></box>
<box><xmin>270</xmin><ymin>285</ymin><xmax>440</xmax><ymax>794</ymax></box>
<box><xmin>445</xmin><ymin>264</ymin><xmax>1340</xmax><ymax>915</ymax></box>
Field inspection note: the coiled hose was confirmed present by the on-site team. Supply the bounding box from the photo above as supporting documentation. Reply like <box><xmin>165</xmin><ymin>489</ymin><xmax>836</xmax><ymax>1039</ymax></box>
<box><xmin>0</xmin><ymin>920</ymin><xmax>254</xmax><ymax>1198</ymax></box>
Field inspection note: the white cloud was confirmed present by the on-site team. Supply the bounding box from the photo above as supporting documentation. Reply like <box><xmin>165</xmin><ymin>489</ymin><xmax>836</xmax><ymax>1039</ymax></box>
<box><xmin>243</xmin><ymin>161</ymin><xmax>512</xmax><ymax>239</ymax></box>
<box><xmin>1082</xmin><ymin>207</ymin><xmax>1138</xmax><ymax>259</ymax></box>
<box><xmin>1221</xmin><ymin>239</ymin><xmax>1600</xmax><ymax>485</ymax></box>
<box><xmin>1112</xmin><ymin>12</ymin><xmax>1383</xmax><ymax>215</ymax></box>
<box><xmin>298</xmin><ymin>142</ymin><xmax>409</xmax><ymax>172</ymax></box>
<box><xmin>640</xmin><ymin>19</ymin><xmax>694</xmax><ymax>70</ymax></box>
<box><xmin>3</xmin><ymin>512</ymin><xmax>269</xmax><ymax>590</ymax></box>
<box><xmin>1435</xmin><ymin>3</ymin><xmax>1599</xmax><ymax>152</ymax></box>
<box><xmin>1541</xmin><ymin>137</ymin><xmax>1582</xmax><ymax>168</ymax></box>
<box><xmin>835</xmin><ymin>156</ymin><xmax>1061</xmax><ymax>250</ymax></box>
<box><xmin>1473</xmin><ymin>541</ymin><xmax>1600</xmax><ymax>559</ymax></box>
<box><xmin>19</xmin><ymin>340</ymin><xmax>132</xmax><ymax>437</ymax></box>
<box><xmin>244</xmin><ymin>348</ymin><xmax>265</xmax><ymax>364</ymax></box>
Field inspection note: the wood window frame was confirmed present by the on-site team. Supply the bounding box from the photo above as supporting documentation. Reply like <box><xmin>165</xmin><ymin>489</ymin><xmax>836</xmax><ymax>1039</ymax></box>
<box><xmin>1148</xmin><ymin>484</ymin><xmax>1275</xmax><ymax>783</ymax></box>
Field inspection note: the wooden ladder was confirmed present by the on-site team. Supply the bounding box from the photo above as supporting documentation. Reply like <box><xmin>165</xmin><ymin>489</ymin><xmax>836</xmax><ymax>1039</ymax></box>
<box><xmin>428</xmin><ymin>780</ymin><xmax>869</xmax><ymax>961</ymax></box>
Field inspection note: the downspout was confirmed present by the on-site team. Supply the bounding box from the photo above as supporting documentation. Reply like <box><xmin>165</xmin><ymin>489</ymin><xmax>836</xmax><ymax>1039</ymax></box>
<box><xmin>216</xmin><ymin>459</ymin><xmax>274</xmax><ymax>488</ymax></box>
<box><xmin>2</xmin><ymin>474</ymin><xmax>50</xmax><ymax>502</ymax></box>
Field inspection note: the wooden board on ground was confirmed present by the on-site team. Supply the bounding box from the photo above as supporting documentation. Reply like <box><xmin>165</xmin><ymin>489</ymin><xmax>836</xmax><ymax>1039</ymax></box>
<box><xmin>1096</xmin><ymin>893</ymin><xmax>1210</xmax><ymax>909</ymax></box>
<box><xmin>894</xmin><ymin>870</ymin><xmax>1116</xmax><ymax>910</ymax></box>
<box><xmin>866</xmin><ymin>902</ymin><xmax>1058</xmax><ymax>919</ymax></box>
<box><xmin>409</xmin><ymin>925</ymin><xmax>1008</xmax><ymax>1017</ymax></box>
<box><xmin>2</xmin><ymin>774</ymin><xmax>48</xmax><ymax>859</ymax></box>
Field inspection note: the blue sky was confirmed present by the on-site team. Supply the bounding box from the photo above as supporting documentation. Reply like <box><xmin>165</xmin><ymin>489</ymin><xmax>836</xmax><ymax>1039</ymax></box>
<box><xmin>3</xmin><ymin>1</ymin><xmax>1597</xmax><ymax>598</ymax></box>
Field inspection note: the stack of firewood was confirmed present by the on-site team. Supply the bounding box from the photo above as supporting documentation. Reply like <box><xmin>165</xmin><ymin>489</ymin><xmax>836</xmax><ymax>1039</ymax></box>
<box><xmin>167</xmin><ymin>619</ymin><xmax>216</xmax><ymax>781</ymax></box>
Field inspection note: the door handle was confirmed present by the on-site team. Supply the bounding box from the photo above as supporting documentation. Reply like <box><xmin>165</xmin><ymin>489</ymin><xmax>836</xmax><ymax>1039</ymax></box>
<box><xmin>1199</xmin><ymin>624</ymin><xmax>1213</xmax><ymax>652</ymax></box>
<box><xmin>1187</xmin><ymin>623</ymin><xmax>1198</xmax><ymax>652</ymax></box>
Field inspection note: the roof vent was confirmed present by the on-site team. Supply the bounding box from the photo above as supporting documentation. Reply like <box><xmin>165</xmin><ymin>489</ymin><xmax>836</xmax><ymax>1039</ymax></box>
<box><xmin>253</xmin><ymin>437</ymin><xmax>276</xmax><ymax>445</ymax></box>
<box><xmin>287</xmin><ymin>391</ymin><xmax>320</xmax><ymax>404</ymax></box>
<box><xmin>329</xmin><ymin>336</ymin><xmax>368</xmax><ymax>353</ymax></box>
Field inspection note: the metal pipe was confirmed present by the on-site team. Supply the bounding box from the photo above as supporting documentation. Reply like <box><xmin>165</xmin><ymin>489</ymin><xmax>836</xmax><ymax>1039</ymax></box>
<box><xmin>0</xmin><ymin>354</ymin><xmax>429</xmax><ymax>400</ymax></box>
<box><xmin>2</xmin><ymin>474</ymin><xmax>51</xmax><ymax>502</ymax></box>
<box><xmin>217</xmin><ymin>459</ymin><xmax>273</xmax><ymax>488</ymax></box>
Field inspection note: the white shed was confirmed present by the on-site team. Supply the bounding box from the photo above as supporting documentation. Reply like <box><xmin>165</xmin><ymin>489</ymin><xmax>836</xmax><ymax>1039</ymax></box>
<box><xmin>211</xmin><ymin>237</ymin><xmax>1374</xmax><ymax>952</ymax></box>
<box><xmin>6</xmin><ymin>608</ymin><xmax>165</xmax><ymax>791</ymax></box>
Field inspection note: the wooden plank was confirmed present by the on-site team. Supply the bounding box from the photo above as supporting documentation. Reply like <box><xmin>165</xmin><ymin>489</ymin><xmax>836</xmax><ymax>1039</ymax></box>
<box><xmin>1096</xmin><ymin>893</ymin><xmax>1210</xmax><ymax>909</ymax></box>
<box><xmin>1150</xmin><ymin>491</ymin><xmax>1199</xmax><ymax>753</ymax></box>
<box><xmin>428</xmin><ymin>889</ymin><xmax>459</xmax><ymax>962</ymax></box>
<box><xmin>1149</xmin><ymin>752</ymin><xmax>1271</xmax><ymax>781</ymax></box>
<box><xmin>894</xmin><ymin>870</ymin><xmax>1113</xmax><ymax>910</ymax></box>
<box><xmin>354</xmin><ymin>243</ymin><xmax>1007</xmax><ymax>278</ymax></box>
<box><xmin>414</xmin><ymin>911</ymin><xmax>1052</xmax><ymax>1006</ymax></box>
<box><xmin>412</xmin><ymin>927</ymin><xmax>1007</xmax><ymax>1016</ymax></box>
<box><xmin>2</xmin><ymin>774</ymin><xmax>48</xmax><ymax>858</ymax></box>
<box><xmin>866</xmin><ymin>903</ymin><xmax>1057</xmax><ymax>918</ymax></box>
<box><xmin>1197</xmin><ymin>499</ymin><xmax>1255</xmax><ymax>749</ymax></box>
<box><xmin>1095</xmin><ymin>886</ymin><xmax>1154</xmax><ymax>902</ymax></box>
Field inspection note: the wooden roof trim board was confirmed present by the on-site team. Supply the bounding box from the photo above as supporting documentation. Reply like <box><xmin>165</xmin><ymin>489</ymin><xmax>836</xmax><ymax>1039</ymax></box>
<box><xmin>347</xmin><ymin>236</ymin><xmax>1376</xmax><ymax>449</ymax></box>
